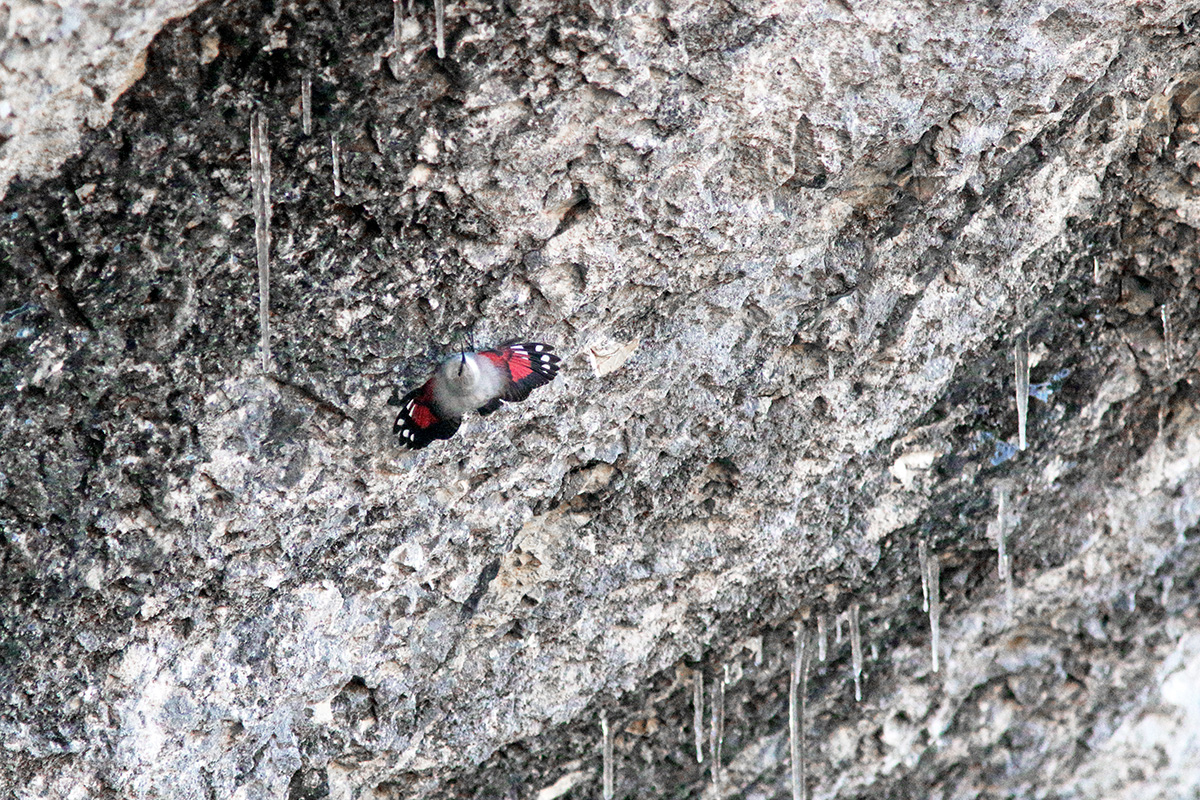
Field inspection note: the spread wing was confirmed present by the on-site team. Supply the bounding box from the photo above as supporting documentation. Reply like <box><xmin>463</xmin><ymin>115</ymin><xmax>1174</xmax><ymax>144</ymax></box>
<box><xmin>393</xmin><ymin>379</ymin><xmax>460</xmax><ymax>449</ymax></box>
<box><xmin>478</xmin><ymin>342</ymin><xmax>562</xmax><ymax>405</ymax></box>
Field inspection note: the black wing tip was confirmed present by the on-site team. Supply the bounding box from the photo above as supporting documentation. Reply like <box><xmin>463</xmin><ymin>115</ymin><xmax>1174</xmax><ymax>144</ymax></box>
<box><xmin>396</xmin><ymin>415</ymin><xmax>461</xmax><ymax>449</ymax></box>
<box><xmin>498</xmin><ymin>343</ymin><xmax>561</xmax><ymax>403</ymax></box>
<box><xmin>515</xmin><ymin>342</ymin><xmax>562</xmax><ymax>379</ymax></box>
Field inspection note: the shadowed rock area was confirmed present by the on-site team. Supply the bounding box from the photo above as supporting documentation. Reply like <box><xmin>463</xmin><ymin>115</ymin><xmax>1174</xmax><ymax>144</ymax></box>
<box><xmin>3</xmin><ymin>0</ymin><xmax>1200</xmax><ymax>798</ymax></box>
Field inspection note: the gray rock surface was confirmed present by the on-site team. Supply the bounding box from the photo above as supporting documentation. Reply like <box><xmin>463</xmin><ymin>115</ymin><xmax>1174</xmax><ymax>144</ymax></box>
<box><xmin>3</xmin><ymin>0</ymin><xmax>1200</xmax><ymax>798</ymax></box>
<box><xmin>0</xmin><ymin>0</ymin><xmax>205</xmax><ymax>200</ymax></box>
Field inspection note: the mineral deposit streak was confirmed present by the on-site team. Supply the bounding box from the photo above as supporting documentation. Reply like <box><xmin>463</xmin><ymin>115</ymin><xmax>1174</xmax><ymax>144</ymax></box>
<box><xmin>995</xmin><ymin>485</ymin><xmax>1014</xmax><ymax>618</ymax></box>
<box><xmin>850</xmin><ymin>602</ymin><xmax>863</xmax><ymax>702</ymax></box>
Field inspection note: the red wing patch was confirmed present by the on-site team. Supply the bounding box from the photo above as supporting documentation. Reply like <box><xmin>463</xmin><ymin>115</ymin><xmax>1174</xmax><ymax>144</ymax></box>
<box><xmin>506</xmin><ymin>350</ymin><xmax>534</xmax><ymax>381</ymax></box>
<box><xmin>410</xmin><ymin>396</ymin><xmax>438</xmax><ymax>429</ymax></box>
<box><xmin>479</xmin><ymin>342</ymin><xmax>561</xmax><ymax>405</ymax></box>
<box><xmin>481</xmin><ymin>346</ymin><xmax>534</xmax><ymax>381</ymax></box>
<box><xmin>479</xmin><ymin>351</ymin><xmax>505</xmax><ymax>369</ymax></box>
<box><xmin>394</xmin><ymin>379</ymin><xmax>460</xmax><ymax>450</ymax></box>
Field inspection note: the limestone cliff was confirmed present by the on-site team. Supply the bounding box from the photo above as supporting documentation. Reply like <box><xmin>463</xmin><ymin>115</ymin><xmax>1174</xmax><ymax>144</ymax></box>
<box><xmin>3</xmin><ymin>1</ymin><xmax>1200</xmax><ymax>798</ymax></box>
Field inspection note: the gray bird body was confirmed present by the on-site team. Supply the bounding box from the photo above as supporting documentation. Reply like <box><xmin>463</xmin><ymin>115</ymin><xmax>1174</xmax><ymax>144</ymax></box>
<box><xmin>394</xmin><ymin>341</ymin><xmax>562</xmax><ymax>450</ymax></box>
<box><xmin>431</xmin><ymin>353</ymin><xmax>504</xmax><ymax>418</ymax></box>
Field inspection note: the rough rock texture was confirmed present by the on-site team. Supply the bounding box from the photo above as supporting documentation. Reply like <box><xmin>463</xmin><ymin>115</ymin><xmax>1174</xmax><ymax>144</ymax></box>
<box><xmin>0</xmin><ymin>0</ymin><xmax>205</xmax><ymax>200</ymax></box>
<box><xmin>3</xmin><ymin>0</ymin><xmax>1200</xmax><ymax>798</ymax></box>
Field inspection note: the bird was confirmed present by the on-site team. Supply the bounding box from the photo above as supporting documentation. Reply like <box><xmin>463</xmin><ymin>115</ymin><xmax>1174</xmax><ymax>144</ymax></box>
<box><xmin>394</xmin><ymin>342</ymin><xmax>561</xmax><ymax>449</ymax></box>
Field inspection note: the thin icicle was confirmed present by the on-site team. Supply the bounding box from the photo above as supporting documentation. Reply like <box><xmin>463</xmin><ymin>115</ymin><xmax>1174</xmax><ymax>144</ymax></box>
<box><xmin>331</xmin><ymin>133</ymin><xmax>343</xmax><ymax>197</ymax></box>
<box><xmin>301</xmin><ymin>74</ymin><xmax>312</xmax><ymax>136</ymax></box>
<box><xmin>693</xmin><ymin>670</ymin><xmax>705</xmax><ymax>764</ymax></box>
<box><xmin>850</xmin><ymin>603</ymin><xmax>863</xmax><ymax>702</ymax></box>
<box><xmin>995</xmin><ymin>485</ymin><xmax>1013</xmax><ymax>617</ymax></box>
<box><xmin>1014</xmin><ymin>333</ymin><xmax>1030</xmax><ymax>451</ymax></box>
<box><xmin>996</xmin><ymin>487</ymin><xmax>1008</xmax><ymax>585</ymax></box>
<box><xmin>392</xmin><ymin>0</ymin><xmax>403</xmax><ymax>52</ymax></box>
<box><xmin>927</xmin><ymin>548</ymin><xmax>941</xmax><ymax>673</ymax></box>
<box><xmin>789</xmin><ymin>627</ymin><xmax>801</xmax><ymax>800</ymax></box>
<box><xmin>250</xmin><ymin>111</ymin><xmax>272</xmax><ymax>373</ymax></box>
<box><xmin>710</xmin><ymin>665</ymin><xmax>725</xmax><ymax>790</ymax></box>
<box><xmin>434</xmin><ymin>0</ymin><xmax>446</xmax><ymax>58</ymax></box>
<box><xmin>1162</xmin><ymin>303</ymin><xmax>1173</xmax><ymax>381</ymax></box>
<box><xmin>918</xmin><ymin>539</ymin><xmax>930</xmax><ymax>613</ymax></box>
<box><xmin>800</xmin><ymin>628</ymin><xmax>811</xmax><ymax>796</ymax></box>
<box><xmin>789</xmin><ymin>623</ymin><xmax>810</xmax><ymax>800</ymax></box>
<box><xmin>601</xmin><ymin>712</ymin><xmax>614</xmax><ymax>800</ymax></box>
<box><xmin>816</xmin><ymin>615</ymin><xmax>827</xmax><ymax>662</ymax></box>
<box><xmin>1159</xmin><ymin>403</ymin><xmax>1168</xmax><ymax>477</ymax></box>
<box><xmin>835</xmin><ymin>612</ymin><xmax>844</xmax><ymax>646</ymax></box>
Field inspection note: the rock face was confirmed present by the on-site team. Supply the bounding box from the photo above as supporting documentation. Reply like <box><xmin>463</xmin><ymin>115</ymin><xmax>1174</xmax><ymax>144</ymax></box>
<box><xmin>3</xmin><ymin>0</ymin><xmax>1200</xmax><ymax>798</ymax></box>
<box><xmin>0</xmin><ymin>0</ymin><xmax>205</xmax><ymax>200</ymax></box>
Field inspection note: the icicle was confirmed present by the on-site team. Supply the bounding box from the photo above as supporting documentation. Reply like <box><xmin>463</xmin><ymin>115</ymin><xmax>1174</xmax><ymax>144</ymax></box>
<box><xmin>816</xmin><ymin>615</ymin><xmax>827</xmax><ymax>662</ymax></box>
<box><xmin>250</xmin><ymin>111</ymin><xmax>272</xmax><ymax>373</ymax></box>
<box><xmin>1162</xmin><ymin>303</ymin><xmax>1173</xmax><ymax>381</ymax></box>
<box><xmin>996</xmin><ymin>485</ymin><xmax>1009</xmax><ymax>581</ymax></box>
<box><xmin>799</xmin><ymin>630</ymin><xmax>811</xmax><ymax>796</ymax></box>
<box><xmin>995</xmin><ymin>485</ymin><xmax>1014</xmax><ymax>618</ymax></box>
<box><xmin>693</xmin><ymin>670</ymin><xmax>704</xmax><ymax>764</ymax></box>
<box><xmin>927</xmin><ymin>548</ymin><xmax>940</xmax><ymax>673</ymax></box>
<box><xmin>1162</xmin><ymin>575</ymin><xmax>1174</xmax><ymax>609</ymax></box>
<box><xmin>1014</xmin><ymin>333</ymin><xmax>1030</xmax><ymax>451</ymax></box>
<box><xmin>392</xmin><ymin>0</ymin><xmax>403</xmax><ymax>52</ymax></box>
<box><xmin>918</xmin><ymin>539</ymin><xmax>930</xmax><ymax>613</ymax></box>
<box><xmin>301</xmin><ymin>74</ymin><xmax>312</xmax><ymax>136</ymax></box>
<box><xmin>331</xmin><ymin>133</ymin><xmax>343</xmax><ymax>197</ymax></box>
<box><xmin>850</xmin><ymin>603</ymin><xmax>863</xmax><ymax>702</ymax></box>
<box><xmin>1159</xmin><ymin>403</ymin><xmax>1167</xmax><ymax>477</ymax></box>
<box><xmin>835</xmin><ymin>612</ymin><xmax>844</xmax><ymax>645</ymax></box>
<box><xmin>601</xmin><ymin>712</ymin><xmax>614</xmax><ymax>800</ymax></box>
<box><xmin>434</xmin><ymin>0</ymin><xmax>446</xmax><ymax>58</ymax></box>
<box><xmin>1093</xmin><ymin>256</ymin><xmax>1101</xmax><ymax>286</ymax></box>
<box><xmin>789</xmin><ymin>622</ymin><xmax>810</xmax><ymax>800</ymax></box>
<box><xmin>710</xmin><ymin>664</ymin><xmax>726</xmax><ymax>790</ymax></box>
